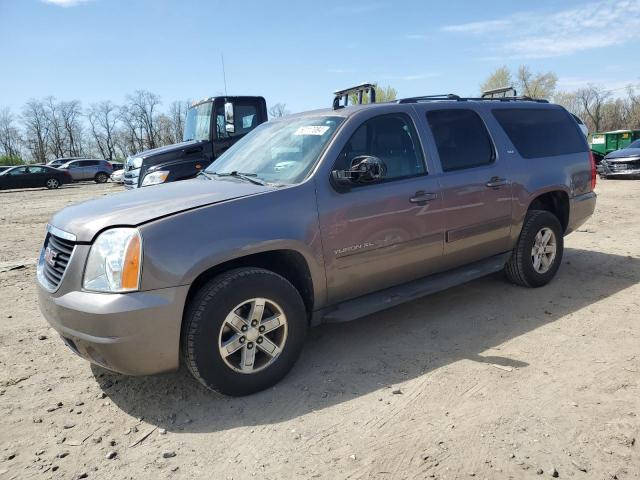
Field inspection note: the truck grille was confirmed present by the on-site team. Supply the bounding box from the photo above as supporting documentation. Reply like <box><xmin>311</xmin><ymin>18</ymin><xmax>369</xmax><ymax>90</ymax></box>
<box><xmin>40</xmin><ymin>233</ymin><xmax>75</xmax><ymax>290</ymax></box>
<box><xmin>124</xmin><ymin>168</ymin><xmax>140</xmax><ymax>189</ymax></box>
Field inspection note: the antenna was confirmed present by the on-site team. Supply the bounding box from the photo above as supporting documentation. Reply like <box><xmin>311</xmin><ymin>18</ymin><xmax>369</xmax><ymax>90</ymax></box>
<box><xmin>221</xmin><ymin>52</ymin><xmax>228</xmax><ymax>96</ymax></box>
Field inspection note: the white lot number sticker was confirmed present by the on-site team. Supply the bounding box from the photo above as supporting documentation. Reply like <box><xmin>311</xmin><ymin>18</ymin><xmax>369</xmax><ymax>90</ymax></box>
<box><xmin>294</xmin><ymin>125</ymin><xmax>330</xmax><ymax>136</ymax></box>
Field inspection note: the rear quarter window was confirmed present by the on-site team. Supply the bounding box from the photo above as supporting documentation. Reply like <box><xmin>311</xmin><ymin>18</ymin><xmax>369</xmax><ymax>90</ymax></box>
<box><xmin>492</xmin><ymin>108</ymin><xmax>586</xmax><ymax>159</ymax></box>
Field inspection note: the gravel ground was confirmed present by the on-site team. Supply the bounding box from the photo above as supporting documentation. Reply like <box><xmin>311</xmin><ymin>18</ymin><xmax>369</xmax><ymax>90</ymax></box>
<box><xmin>0</xmin><ymin>179</ymin><xmax>638</xmax><ymax>480</ymax></box>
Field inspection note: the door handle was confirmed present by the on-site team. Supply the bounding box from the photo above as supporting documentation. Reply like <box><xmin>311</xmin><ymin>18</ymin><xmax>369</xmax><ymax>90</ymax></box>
<box><xmin>486</xmin><ymin>176</ymin><xmax>508</xmax><ymax>188</ymax></box>
<box><xmin>410</xmin><ymin>191</ymin><xmax>438</xmax><ymax>204</ymax></box>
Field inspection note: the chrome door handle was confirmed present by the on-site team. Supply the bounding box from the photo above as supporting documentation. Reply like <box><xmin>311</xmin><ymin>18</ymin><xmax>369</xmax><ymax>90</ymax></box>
<box><xmin>410</xmin><ymin>191</ymin><xmax>438</xmax><ymax>204</ymax></box>
<box><xmin>486</xmin><ymin>176</ymin><xmax>507</xmax><ymax>188</ymax></box>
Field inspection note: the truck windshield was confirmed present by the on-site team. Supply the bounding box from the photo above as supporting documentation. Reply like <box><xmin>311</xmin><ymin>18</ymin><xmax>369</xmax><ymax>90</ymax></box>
<box><xmin>206</xmin><ymin>116</ymin><xmax>344</xmax><ymax>185</ymax></box>
<box><xmin>183</xmin><ymin>102</ymin><xmax>212</xmax><ymax>142</ymax></box>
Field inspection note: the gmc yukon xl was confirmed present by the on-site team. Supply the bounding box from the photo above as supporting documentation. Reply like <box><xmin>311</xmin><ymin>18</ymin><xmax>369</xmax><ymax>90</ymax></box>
<box><xmin>37</xmin><ymin>86</ymin><xmax>597</xmax><ymax>396</ymax></box>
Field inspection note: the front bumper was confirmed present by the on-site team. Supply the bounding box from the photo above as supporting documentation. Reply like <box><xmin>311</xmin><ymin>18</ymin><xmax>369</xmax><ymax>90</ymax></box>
<box><xmin>598</xmin><ymin>158</ymin><xmax>640</xmax><ymax>177</ymax></box>
<box><xmin>37</xmin><ymin>284</ymin><xmax>189</xmax><ymax>375</ymax></box>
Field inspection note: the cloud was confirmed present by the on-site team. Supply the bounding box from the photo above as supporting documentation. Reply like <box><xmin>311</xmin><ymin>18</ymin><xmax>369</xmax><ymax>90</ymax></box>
<box><xmin>442</xmin><ymin>0</ymin><xmax>640</xmax><ymax>59</ymax></box>
<box><xmin>405</xmin><ymin>34</ymin><xmax>427</xmax><ymax>40</ymax></box>
<box><xmin>42</xmin><ymin>0</ymin><xmax>91</xmax><ymax>6</ymax></box>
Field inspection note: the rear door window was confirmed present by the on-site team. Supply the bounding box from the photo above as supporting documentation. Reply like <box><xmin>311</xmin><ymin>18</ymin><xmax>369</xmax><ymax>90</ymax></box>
<box><xmin>426</xmin><ymin>109</ymin><xmax>495</xmax><ymax>172</ymax></box>
<box><xmin>492</xmin><ymin>108</ymin><xmax>586</xmax><ymax>159</ymax></box>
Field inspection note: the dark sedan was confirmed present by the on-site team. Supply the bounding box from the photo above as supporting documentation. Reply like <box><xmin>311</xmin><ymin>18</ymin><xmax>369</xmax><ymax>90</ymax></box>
<box><xmin>0</xmin><ymin>165</ymin><xmax>73</xmax><ymax>190</ymax></box>
<box><xmin>598</xmin><ymin>139</ymin><xmax>640</xmax><ymax>179</ymax></box>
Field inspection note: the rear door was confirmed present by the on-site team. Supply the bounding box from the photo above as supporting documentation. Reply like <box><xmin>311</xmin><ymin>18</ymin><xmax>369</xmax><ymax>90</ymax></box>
<box><xmin>419</xmin><ymin>106</ymin><xmax>513</xmax><ymax>268</ymax></box>
<box><xmin>27</xmin><ymin>166</ymin><xmax>47</xmax><ymax>187</ymax></box>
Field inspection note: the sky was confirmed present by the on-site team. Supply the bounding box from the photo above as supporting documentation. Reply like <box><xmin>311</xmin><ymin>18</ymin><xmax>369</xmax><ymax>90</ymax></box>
<box><xmin>1</xmin><ymin>0</ymin><xmax>639</xmax><ymax>115</ymax></box>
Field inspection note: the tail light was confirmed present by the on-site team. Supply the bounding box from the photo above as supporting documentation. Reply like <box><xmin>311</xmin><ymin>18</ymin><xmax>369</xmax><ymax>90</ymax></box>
<box><xmin>106</xmin><ymin>162</ymin><xmax>112</xmax><ymax>168</ymax></box>
<box><xmin>589</xmin><ymin>151</ymin><xmax>597</xmax><ymax>190</ymax></box>
<box><xmin>64</xmin><ymin>171</ymin><xmax>72</xmax><ymax>178</ymax></box>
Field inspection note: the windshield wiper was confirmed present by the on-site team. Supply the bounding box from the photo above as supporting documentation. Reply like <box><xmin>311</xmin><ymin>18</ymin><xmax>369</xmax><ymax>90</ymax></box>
<box><xmin>213</xmin><ymin>171</ymin><xmax>266</xmax><ymax>186</ymax></box>
<box><xmin>198</xmin><ymin>170</ymin><xmax>214</xmax><ymax>180</ymax></box>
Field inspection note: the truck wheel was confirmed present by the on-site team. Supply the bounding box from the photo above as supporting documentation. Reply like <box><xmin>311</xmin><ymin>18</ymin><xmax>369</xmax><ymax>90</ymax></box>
<box><xmin>505</xmin><ymin>210</ymin><xmax>564</xmax><ymax>288</ymax></box>
<box><xmin>95</xmin><ymin>172</ymin><xmax>108</xmax><ymax>183</ymax></box>
<box><xmin>182</xmin><ymin>267</ymin><xmax>307</xmax><ymax>396</ymax></box>
<box><xmin>45</xmin><ymin>178</ymin><xmax>60</xmax><ymax>189</ymax></box>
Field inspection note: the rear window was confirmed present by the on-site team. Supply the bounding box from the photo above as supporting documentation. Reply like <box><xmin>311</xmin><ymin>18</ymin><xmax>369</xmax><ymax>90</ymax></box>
<box><xmin>492</xmin><ymin>108</ymin><xmax>586</xmax><ymax>159</ymax></box>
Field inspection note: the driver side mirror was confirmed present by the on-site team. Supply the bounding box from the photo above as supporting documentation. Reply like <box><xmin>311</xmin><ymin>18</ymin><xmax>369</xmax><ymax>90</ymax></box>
<box><xmin>224</xmin><ymin>102</ymin><xmax>235</xmax><ymax>133</ymax></box>
<box><xmin>331</xmin><ymin>155</ymin><xmax>387</xmax><ymax>189</ymax></box>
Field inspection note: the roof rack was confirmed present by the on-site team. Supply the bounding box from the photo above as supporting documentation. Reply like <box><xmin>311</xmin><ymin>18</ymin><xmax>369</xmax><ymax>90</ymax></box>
<box><xmin>481</xmin><ymin>86</ymin><xmax>517</xmax><ymax>99</ymax></box>
<box><xmin>398</xmin><ymin>94</ymin><xmax>548</xmax><ymax>104</ymax></box>
<box><xmin>333</xmin><ymin>83</ymin><xmax>376</xmax><ymax>110</ymax></box>
<box><xmin>398</xmin><ymin>94</ymin><xmax>461</xmax><ymax>103</ymax></box>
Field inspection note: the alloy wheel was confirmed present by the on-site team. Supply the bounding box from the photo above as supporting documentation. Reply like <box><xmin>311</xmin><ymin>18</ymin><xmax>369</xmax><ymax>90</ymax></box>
<box><xmin>218</xmin><ymin>297</ymin><xmax>288</xmax><ymax>374</ymax></box>
<box><xmin>531</xmin><ymin>227</ymin><xmax>557</xmax><ymax>274</ymax></box>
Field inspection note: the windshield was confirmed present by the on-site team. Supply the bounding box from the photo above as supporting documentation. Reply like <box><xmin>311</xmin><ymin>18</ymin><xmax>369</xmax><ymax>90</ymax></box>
<box><xmin>626</xmin><ymin>139</ymin><xmax>640</xmax><ymax>149</ymax></box>
<box><xmin>183</xmin><ymin>102</ymin><xmax>212</xmax><ymax>142</ymax></box>
<box><xmin>206</xmin><ymin>116</ymin><xmax>344</xmax><ymax>185</ymax></box>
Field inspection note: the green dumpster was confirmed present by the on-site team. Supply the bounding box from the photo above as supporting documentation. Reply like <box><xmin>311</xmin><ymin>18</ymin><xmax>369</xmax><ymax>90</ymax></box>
<box><xmin>590</xmin><ymin>129</ymin><xmax>640</xmax><ymax>161</ymax></box>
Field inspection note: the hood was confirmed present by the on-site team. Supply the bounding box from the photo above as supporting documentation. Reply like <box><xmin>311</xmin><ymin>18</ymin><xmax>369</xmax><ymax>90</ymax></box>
<box><xmin>50</xmin><ymin>177</ymin><xmax>274</xmax><ymax>242</ymax></box>
<box><xmin>135</xmin><ymin>139</ymin><xmax>205</xmax><ymax>159</ymax></box>
<box><xmin>604</xmin><ymin>148</ymin><xmax>640</xmax><ymax>160</ymax></box>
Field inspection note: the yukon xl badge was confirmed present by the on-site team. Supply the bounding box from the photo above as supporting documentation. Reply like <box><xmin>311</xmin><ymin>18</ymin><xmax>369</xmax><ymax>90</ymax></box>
<box><xmin>44</xmin><ymin>246</ymin><xmax>58</xmax><ymax>267</ymax></box>
<box><xmin>334</xmin><ymin>242</ymin><xmax>375</xmax><ymax>257</ymax></box>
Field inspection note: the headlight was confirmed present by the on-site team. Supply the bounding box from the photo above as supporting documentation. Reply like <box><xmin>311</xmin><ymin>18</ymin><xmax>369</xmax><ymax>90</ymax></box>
<box><xmin>128</xmin><ymin>157</ymin><xmax>143</xmax><ymax>169</ymax></box>
<box><xmin>83</xmin><ymin>228</ymin><xmax>142</xmax><ymax>292</ymax></box>
<box><xmin>141</xmin><ymin>170</ymin><xmax>169</xmax><ymax>187</ymax></box>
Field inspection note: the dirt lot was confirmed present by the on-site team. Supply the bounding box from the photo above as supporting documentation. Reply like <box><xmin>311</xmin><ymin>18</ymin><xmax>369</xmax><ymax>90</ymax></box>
<box><xmin>0</xmin><ymin>180</ymin><xmax>638</xmax><ymax>480</ymax></box>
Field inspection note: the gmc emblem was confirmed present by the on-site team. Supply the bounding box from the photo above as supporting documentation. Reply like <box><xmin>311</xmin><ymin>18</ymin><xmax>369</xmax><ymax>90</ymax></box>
<box><xmin>44</xmin><ymin>246</ymin><xmax>58</xmax><ymax>267</ymax></box>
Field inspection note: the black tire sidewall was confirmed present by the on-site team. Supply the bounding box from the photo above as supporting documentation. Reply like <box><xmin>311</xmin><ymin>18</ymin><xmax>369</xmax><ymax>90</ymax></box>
<box><xmin>95</xmin><ymin>173</ymin><xmax>108</xmax><ymax>183</ymax></box>
<box><xmin>185</xmin><ymin>269</ymin><xmax>307</xmax><ymax>396</ymax></box>
<box><xmin>519</xmin><ymin>212</ymin><xmax>564</xmax><ymax>287</ymax></box>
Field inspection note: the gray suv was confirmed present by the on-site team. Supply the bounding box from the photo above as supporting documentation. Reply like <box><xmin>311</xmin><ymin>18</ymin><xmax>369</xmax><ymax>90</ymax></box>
<box><xmin>59</xmin><ymin>159</ymin><xmax>113</xmax><ymax>183</ymax></box>
<box><xmin>37</xmin><ymin>87</ymin><xmax>596</xmax><ymax>396</ymax></box>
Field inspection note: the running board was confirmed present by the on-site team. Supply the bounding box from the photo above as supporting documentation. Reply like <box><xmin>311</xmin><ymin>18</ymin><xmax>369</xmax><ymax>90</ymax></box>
<box><xmin>317</xmin><ymin>253</ymin><xmax>510</xmax><ymax>324</ymax></box>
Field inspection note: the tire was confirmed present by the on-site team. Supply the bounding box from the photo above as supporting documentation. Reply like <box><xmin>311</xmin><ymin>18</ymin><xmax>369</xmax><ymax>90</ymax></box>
<box><xmin>95</xmin><ymin>172</ymin><xmax>108</xmax><ymax>184</ymax></box>
<box><xmin>182</xmin><ymin>267</ymin><xmax>307</xmax><ymax>396</ymax></box>
<box><xmin>505</xmin><ymin>210</ymin><xmax>564</xmax><ymax>288</ymax></box>
<box><xmin>45</xmin><ymin>178</ymin><xmax>60</xmax><ymax>189</ymax></box>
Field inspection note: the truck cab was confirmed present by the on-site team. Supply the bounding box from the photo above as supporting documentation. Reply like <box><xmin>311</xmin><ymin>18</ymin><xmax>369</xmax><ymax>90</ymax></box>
<box><xmin>124</xmin><ymin>96</ymin><xmax>268</xmax><ymax>188</ymax></box>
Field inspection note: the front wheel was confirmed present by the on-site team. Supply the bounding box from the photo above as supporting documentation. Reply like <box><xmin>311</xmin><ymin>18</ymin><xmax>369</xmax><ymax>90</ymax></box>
<box><xmin>45</xmin><ymin>178</ymin><xmax>60</xmax><ymax>189</ymax></box>
<box><xmin>182</xmin><ymin>268</ymin><xmax>307</xmax><ymax>396</ymax></box>
<box><xmin>505</xmin><ymin>210</ymin><xmax>564</xmax><ymax>287</ymax></box>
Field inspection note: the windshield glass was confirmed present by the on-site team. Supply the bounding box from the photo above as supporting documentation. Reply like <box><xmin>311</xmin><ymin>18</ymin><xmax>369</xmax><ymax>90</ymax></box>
<box><xmin>626</xmin><ymin>139</ymin><xmax>640</xmax><ymax>149</ymax></box>
<box><xmin>183</xmin><ymin>102</ymin><xmax>212</xmax><ymax>142</ymax></box>
<box><xmin>206</xmin><ymin>116</ymin><xmax>344</xmax><ymax>185</ymax></box>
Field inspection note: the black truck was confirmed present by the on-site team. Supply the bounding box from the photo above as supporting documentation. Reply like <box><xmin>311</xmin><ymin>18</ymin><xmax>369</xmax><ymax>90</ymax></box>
<box><xmin>124</xmin><ymin>96</ymin><xmax>268</xmax><ymax>188</ymax></box>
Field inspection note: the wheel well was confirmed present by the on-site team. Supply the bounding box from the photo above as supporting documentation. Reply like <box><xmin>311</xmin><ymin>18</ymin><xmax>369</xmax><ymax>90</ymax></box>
<box><xmin>185</xmin><ymin>250</ymin><xmax>315</xmax><ymax>316</ymax></box>
<box><xmin>528</xmin><ymin>191</ymin><xmax>569</xmax><ymax>232</ymax></box>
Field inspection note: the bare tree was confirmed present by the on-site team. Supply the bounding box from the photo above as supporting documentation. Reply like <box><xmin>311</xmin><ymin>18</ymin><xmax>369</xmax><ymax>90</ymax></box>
<box><xmin>60</xmin><ymin>100</ymin><xmax>84</xmax><ymax>156</ymax></box>
<box><xmin>87</xmin><ymin>101</ymin><xmax>119</xmax><ymax>161</ymax></box>
<box><xmin>516</xmin><ymin>65</ymin><xmax>557</xmax><ymax>99</ymax></box>
<box><xmin>44</xmin><ymin>97</ymin><xmax>65</xmax><ymax>159</ymax></box>
<box><xmin>0</xmin><ymin>108</ymin><xmax>23</xmax><ymax>159</ymax></box>
<box><xmin>124</xmin><ymin>90</ymin><xmax>162</xmax><ymax>150</ymax></box>
<box><xmin>576</xmin><ymin>84</ymin><xmax>611</xmax><ymax>133</ymax></box>
<box><xmin>21</xmin><ymin>99</ymin><xmax>50</xmax><ymax>163</ymax></box>
<box><xmin>268</xmin><ymin>103</ymin><xmax>289</xmax><ymax>118</ymax></box>
<box><xmin>168</xmin><ymin>100</ymin><xmax>188</xmax><ymax>143</ymax></box>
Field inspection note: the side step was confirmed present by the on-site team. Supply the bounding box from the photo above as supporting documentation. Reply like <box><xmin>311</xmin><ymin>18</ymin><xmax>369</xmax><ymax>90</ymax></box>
<box><xmin>318</xmin><ymin>253</ymin><xmax>510</xmax><ymax>324</ymax></box>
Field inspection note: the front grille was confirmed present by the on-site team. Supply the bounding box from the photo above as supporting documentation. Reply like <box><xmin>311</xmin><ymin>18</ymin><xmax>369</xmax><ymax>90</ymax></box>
<box><xmin>124</xmin><ymin>168</ymin><xmax>140</xmax><ymax>189</ymax></box>
<box><xmin>41</xmin><ymin>233</ymin><xmax>75</xmax><ymax>289</ymax></box>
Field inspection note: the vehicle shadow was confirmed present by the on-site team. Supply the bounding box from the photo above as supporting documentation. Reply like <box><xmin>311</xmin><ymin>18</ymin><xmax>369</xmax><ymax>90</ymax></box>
<box><xmin>93</xmin><ymin>248</ymin><xmax>639</xmax><ymax>433</ymax></box>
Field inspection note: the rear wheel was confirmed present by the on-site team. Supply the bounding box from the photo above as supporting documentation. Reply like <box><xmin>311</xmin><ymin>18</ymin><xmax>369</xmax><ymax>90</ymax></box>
<box><xmin>182</xmin><ymin>268</ymin><xmax>307</xmax><ymax>396</ymax></box>
<box><xmin>95</xmin><ymin>172</ymin><xmax>108</xmax><ymax>184</ymax></box>
<box><xmin>45</xmin><ymin>178</ymin><xmax>60</xmax><ymax>189</ymax></box>
<box><xmin>505</xmin><ymin>210</ymin><xmax>563</xmax><ymax>287</ymax></box>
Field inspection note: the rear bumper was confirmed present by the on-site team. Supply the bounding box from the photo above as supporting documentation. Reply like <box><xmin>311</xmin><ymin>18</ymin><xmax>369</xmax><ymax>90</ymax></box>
<box><xmin>566</xmin><ymin>191</ymin><xmax>596</xmax><ymax>235</ymax></box>
<box><xmin>37</xmin><ymin>284</ymin><xmax>189</xmax><ymax>375</ymax></box>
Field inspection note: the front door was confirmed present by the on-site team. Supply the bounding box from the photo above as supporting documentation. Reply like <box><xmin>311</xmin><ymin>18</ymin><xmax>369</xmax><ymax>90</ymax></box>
<box><xmin>423</xmin><ymin>108</ymin><xmax>512</xmax><ymax>268</ymax></box>
<box><xmin>317</xmin><ymin>112</ymin><xmax>445</xmax><ymax>304</ymax></box>
<box><xmin>212</xmin><ymin>99</ymin><xmax>262</xmax><ymax>159</ymax></box>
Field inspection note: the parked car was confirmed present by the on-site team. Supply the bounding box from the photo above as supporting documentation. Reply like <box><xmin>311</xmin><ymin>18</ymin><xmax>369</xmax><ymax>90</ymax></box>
<box><xmin>47</xmin><ymin>157</ymin><xmax>84</xmax><ymax>168</ymax></box>
<box><xmin>58</xmin><ymin>159</ymin><xmax>113</xmax><ymax>183</ymax></box>
<box><xmin>0</xmin><ymin>165</ymin><xmax>72</xmax><ymax>190</ymax></box>
<box><xmin>37</xmin><ymin>85</ymin><xmax>596</xmax><ymax>396</ymax></box>
<box><xmin>124</xmin><ymin>96</ymin><xmax>267</xmax><ymax>189</ymax></box>
<box><xmin>590</xmin><ymin>128</ymin><xmax>640</xmax><ymax>164</ymax></box>
<box><xmin>598</xmin><ymin>138</ymin><xmax>640</xmax><ymax>178</ymax></box>
<box><xmin>111</xmin><ymin>162</ymin><xmax>124</xmax><ymax>171</ymax></box>
<box><xmin>0</xmin><ymin>166</ymin><xmax>12</xmax><ymax>174</ymax></box>
<box><xmin>110</xmin><ymin>169</ymin><xmax>124</xmax><ymax>184</ymax></box>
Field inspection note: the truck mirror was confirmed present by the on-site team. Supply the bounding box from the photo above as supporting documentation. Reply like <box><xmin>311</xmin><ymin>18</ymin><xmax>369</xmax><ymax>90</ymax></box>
<box><xmin>224</xmin><ymin>102</ymin><xmax>235</xmax><ymax>133</ymax></box>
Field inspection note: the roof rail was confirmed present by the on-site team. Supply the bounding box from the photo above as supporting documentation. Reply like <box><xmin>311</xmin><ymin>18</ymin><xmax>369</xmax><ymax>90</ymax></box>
<box><xmin>398</xmin><ymin>94</ymin><xmax>461</xmax><ymax>103</ymax></box>
<box><xmin>333</xmin><ymin>83</ymin><xmax>376</xmax><ymax>110</ymax></box>
<box><xmin>481</xmin><ymin>86</ymin><xmax>517</xmax><ymax>99</ymax></box>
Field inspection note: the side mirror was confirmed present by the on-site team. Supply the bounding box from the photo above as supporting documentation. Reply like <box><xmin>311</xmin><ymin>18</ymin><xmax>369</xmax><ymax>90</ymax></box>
<box><xmin>224</xmin><ymin>102</ymin><xmax>235</xmax><ymax>133</ymax></box>
<box><xmin>330</xmin><ymin>155</ymin><xmax>387</xmax><ymax>189</ymax></box>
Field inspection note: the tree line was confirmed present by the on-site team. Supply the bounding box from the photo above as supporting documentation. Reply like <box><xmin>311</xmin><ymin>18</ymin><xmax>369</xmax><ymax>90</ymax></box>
<box><xmin>481</xmin><ymin>65</ymin><xmax>640</xmax><ymax>134</ymax></box>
